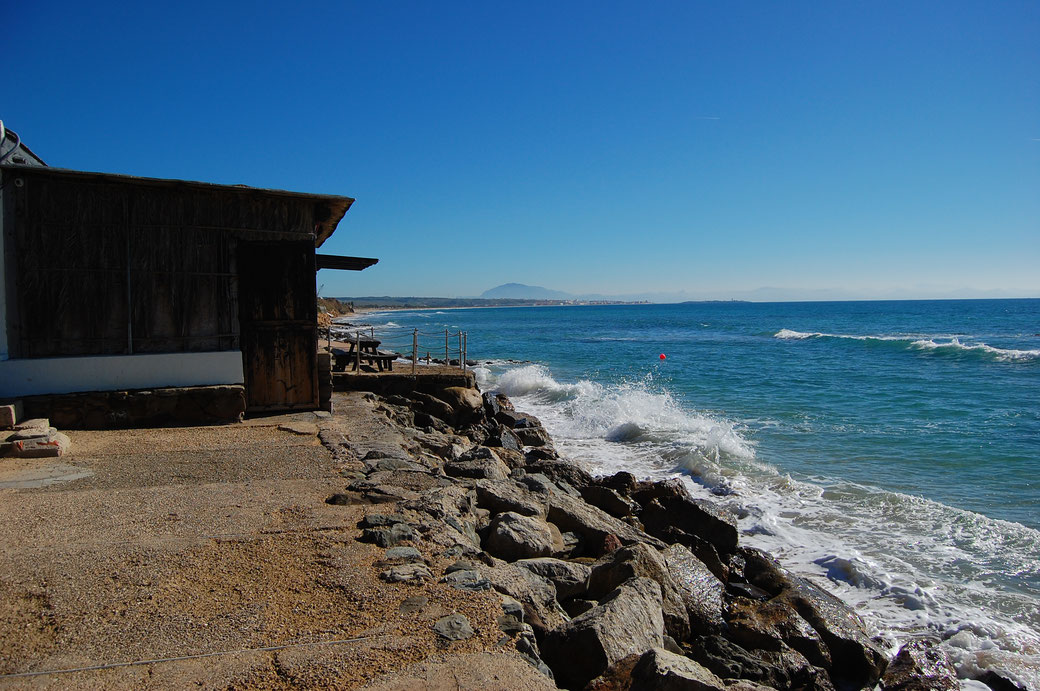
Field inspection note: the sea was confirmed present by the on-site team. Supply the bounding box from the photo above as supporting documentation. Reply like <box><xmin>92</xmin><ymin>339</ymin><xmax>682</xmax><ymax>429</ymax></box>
<box><xmin>349</xmin><ymin>299</ymin><xmax>1040</xmax><ymax>688</ymax></box>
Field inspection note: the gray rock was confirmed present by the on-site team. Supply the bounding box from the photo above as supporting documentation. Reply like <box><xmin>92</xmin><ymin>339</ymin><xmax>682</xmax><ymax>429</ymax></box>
<box><xmin>485</xmin><ymin>512</ymin><xmax>555</xmax><ymax>561</ymax></box>
<box><xmin>444</xmin><ymin>448</ymin><xmax>510</xmax><ymax>481</ymax></box>
<box><xmin>361</xmin><ymin>522</ymin><xmax>415</xmax><ymax>547</ymax></box>
<box><xmin>486</xmin><ymin>427</ymin><xmax>522</xmax><ymax>451</ymax></box>
<box><xmin>631</xmin><ymin>647</ymin><xmax>727</xmax><ymax>691</ymax></box>
<box><xmin>408</xmin><ymin>391</ymin><xmax>457</xmax><ymax>424</ymax></box>
<box><xmin>380</xmin><ymin>563</ymin><xmax>433</xmax><ymax>584</ymax></box>
<box><xmin>518</xmin><ymin>472</ymin><xmax>558</xmax><ymax>495</ymax></box>
<box><xmin>548</xmin><ymin>491</ymin><xmax>666</xmax><ymax>555</ymax></box>
<box><xmin>526</xmin><ymin>459</ymin><xmax>594</xmax><ymax>489</ymax></box>
<box><xmin>880</xmin><ymin>638</ymin><xmax>958</xmax><ymax>691</ymax></box>
<box><xmin>663</xmin><ymin>544</ymin><xmax>726</xmax><ymax>635</ymax></box>
<box><xmin>541</xmin><ymin>577</ymin><xmax>666</xmax><ymax>689</ymax></box>
<box><xmin>359</xmin><ymin>513</ymin><xmax>407</xmax><ymax>528</ymax></box>
<box><xmin>433</xmin><ymin>613</ymin><xmax>474</xmax><ymax>640</ymax></box>
<box><xmin>779</xmin><ymin>573</ymin><xmax>888</xmax><ymax>688</ymax></box>
<box><xmin>635</xmin><ymin>479</ymin><xmax>739</xmax><ymax>555</ymax></box>
<box><xmin>581</xmin><ymin>484</ymin><xmax>640</xmax><ymax>518</ymax></box>
<box><xmin>380</xmin><ymin>546</ymin><xmax>423</xmax><ymax>564</ymax></box>
<box><xmin>474</xmin><ymin>479</ymin><xmax>547</xmax><ymax>517</ymax></box>
<box><xmin>515</xmin><ymin>557</ymin><xmax>592</xmax><ymax>600</ymax></box>
<box><xmin>587</xmin><ymin>543</ymin><xmax>691</xmax><ymax>644</ymax></box>
<box><xmin>478</xmin><ymin>560</ymin><xmax>569</xmax><ymax>635</ymax></box>
<box><xmin>688</xmin><ymin>635</ymin><xmax>834</xmax><ymax>691</ymax></box>
<box><xmin>514</xmin><ymin>424</ymin><xmax>554</xmax><ymax>448</ymax></box>
<box><xmin>725</xmin><ymin>597</ymin><xmax>831</xmax><ymax>668</ymax></box>
<box><xmin>365</xmin><ymin>469</ymin><xmax>452</xmax><ymax>493</ymax></box>
<box><xmin>440</xmin><ymin>569</ymin><xmax>493</xmax><ymax>592</ymax></box>
<box><xmin>398</xmin><ymin>595</ymin><xmax>429</xmax><ymax>614</ymax></box>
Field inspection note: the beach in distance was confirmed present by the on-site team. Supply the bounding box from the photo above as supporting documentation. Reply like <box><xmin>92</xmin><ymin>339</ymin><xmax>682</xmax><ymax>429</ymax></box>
<box><xmin>350</xmin><ymin>298</ymin><xmax>1040</xmax><ymax>689</ymax></box>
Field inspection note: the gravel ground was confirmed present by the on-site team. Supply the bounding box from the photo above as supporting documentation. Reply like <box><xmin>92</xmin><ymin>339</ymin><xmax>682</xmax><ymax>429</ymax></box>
<box><xmin>0</xmin><ymin>400</ymin><xmax>546</xmax><ymax>689</ymax></box>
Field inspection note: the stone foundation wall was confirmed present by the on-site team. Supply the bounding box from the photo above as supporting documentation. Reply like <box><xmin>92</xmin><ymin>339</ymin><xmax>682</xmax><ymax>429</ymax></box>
<box><xmin>333</xmin><ymin>371</ymin><xmax>476</xmax><ymax>399</ymax></box>
<box><xmin>21</xmin><ymin>385</ymin><xmax>247</xmax><ymax>429</ymax></box>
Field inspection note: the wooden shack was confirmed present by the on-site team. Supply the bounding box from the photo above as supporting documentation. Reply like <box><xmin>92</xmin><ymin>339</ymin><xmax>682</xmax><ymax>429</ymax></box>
<box><xmin>0</xmin><ymin>164</ymin><xmax>375</xmax><ymax>420</ymax></box>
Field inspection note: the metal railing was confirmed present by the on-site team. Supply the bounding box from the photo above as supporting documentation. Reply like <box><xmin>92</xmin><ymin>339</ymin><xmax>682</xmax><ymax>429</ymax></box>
<box><xmin>323</xmin><ymin>325</ymin><xmax>469</xmax><ymax>375</ymax></box>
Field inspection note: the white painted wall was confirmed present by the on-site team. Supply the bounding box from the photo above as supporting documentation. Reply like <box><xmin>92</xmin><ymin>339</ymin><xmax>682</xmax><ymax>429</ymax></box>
<box><xmin>0</xmin><ymin>351</ymin><xmax>244</xmax><ymax>398</ymax></box>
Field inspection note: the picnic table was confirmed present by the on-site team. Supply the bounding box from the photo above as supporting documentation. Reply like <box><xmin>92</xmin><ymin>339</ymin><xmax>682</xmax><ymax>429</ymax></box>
<box><xmin>332</xmin><ymin>336</ymin><xmax>397</xmax><ymax>372</ymax></box>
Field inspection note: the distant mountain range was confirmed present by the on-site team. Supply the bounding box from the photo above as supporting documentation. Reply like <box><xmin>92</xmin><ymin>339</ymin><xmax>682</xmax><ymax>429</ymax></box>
<box><xmin>479</xmin><ymin>283</ymin><xmax>573</xmax><ymax>300</ymax></box>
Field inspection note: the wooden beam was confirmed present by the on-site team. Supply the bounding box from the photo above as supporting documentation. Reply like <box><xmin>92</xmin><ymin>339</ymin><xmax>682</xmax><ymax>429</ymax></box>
<box><xmin>315</xmin><ymin>254</ymin><xmax>378</xmax><ymax>271</ymax></box>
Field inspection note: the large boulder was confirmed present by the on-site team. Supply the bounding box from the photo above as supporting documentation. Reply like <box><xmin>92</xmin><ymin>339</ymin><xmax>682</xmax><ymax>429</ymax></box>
<box><xmin>880</xmin><ymin>638</ymin><xmax>958</xmax><ymax>691</ymax></box>
<box><xmin>779</xmin><ymin>574</ymin><xmax>888</xmax><ymax>688</ymax></box>
<box><xmin>515</xmin><ymin>557</ymin><xmax>592</xmax><ymax>600</ymax></box>
<box><xmin>438</xmin><ymin>386</ymin><xmax>484</xmax><ymax>424</ymax></box>
<box><xmin>526</xmin><ymin>459</ymin><xmax>595</xmax><ymax>490</ymax></box>
<box><xmin>581</xmin><ymin>484</ymin><xmax>641</xmax><ymax>518</ymax></box>
<box><xmin>587</xmin><ymin>543</ymin><xmax>691</xmax><ymax>643</ymax></box>
<box><xmin>725</xmin><ymin>598</ymin><xmax>831</xmax><ymax>669</ymax></box>
<box><xmin>477</xmin><ymin>560</ymin><xmax>570</xmax><ymax>635</ymax></box>
<box><xmin>548</xmin><ymin>491</ymin><xmax>666</xmax><ymax>556</ymax></box>
<box><xmin>635</xmin><ymin>480</ymin><xmax>739</xmax><ymax>555</ymax></box>
<box><xmin>630</xmin><ymin>647</ymin><xmax>727</xmax><ymax>691</ymax></box>
<box><xmin>485</xmin><ymin>512</ymin><xmax>556</xmax><ymax>561</ymax></box>
<box><xmin>541</xmin><ymin>577</ymin><xmax>666</xmax><ymax>690</ymax></box>
<box><xmin>474</xmin><ymin>479</ymin><xmax>547</xmax><ymax>517</ymax></box>
<box><xmin>444</xmin><ymin>447</ymin><xmax>511</xmax><ymax>481</ymax></box>
<box><xmin>688</xmin><ymin>635</ymin><xmax>834</xmax><ymax>691</ymax></box>
<box><xmin>663</xmin><ymin>544</ymin><xmax>726</xmax><ymax>635</ymax></box>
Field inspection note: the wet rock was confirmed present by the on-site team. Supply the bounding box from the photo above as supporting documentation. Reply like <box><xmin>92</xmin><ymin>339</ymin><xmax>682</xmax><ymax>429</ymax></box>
<box><xmin>380</xmin><ymin>563</ymin><xmax>433</xmax><ymax>584</ymax></box>
<box><xmin>630</xmin><ymin>647</ymin><xmax>727</xmax><ymax>691</ymax></box>
<box><xmin>581</xmin><ymin>485</ymin><xmax>641</xmax><ymax>518</ymax></box>
<box><xmin>779</xmin><ymin>573</ymin><xmax>888</xmax><ymax>688</ymax></box>
<box><xmin>444</xmin><ymin>447</ymin><xmax>510</xmax><ymax>481</ymax></box>
<box><xmin>725</xmin><ymin>598</ymin><xmax>831</xmax><ymax>668</ymax></box>
<box><xmin>587</xmin><ymin>543</ymin><xmax>691</xmax><ymax>643</ymax></box>
<box><xmin>474</xmin><ymin>479</ymin><xmax>547</xmax><ymax>517</ymax></box>
<box><xmin>515</xmin><ymin>557</ymin><xmax>592</xmax><ymax>600</ymax></box>
<box><xmin>547</xmin><ymin>491</ymin><xmax>666</xmax><ymax>556</ymax></box>
<box><xmin>601</xmin><ymin>471</ymin><xmax>639</xmax><ymax>495</ymax></box>
<box><xmin>486</xmin><ymin>427</ymin><xmax>522</xmax><ymax>451</ymax></box>
<box><xmin>514</xmin><ymin>425</ymin><xmax>554</xmax><ymax>448</ymax></box>
<box><xmin>494</xmin><ymin>447</ymin><xmax>527</xmax><ymax>470</ymax></box>
<box><xmin>433</xmin><ymin>613</ymin><xmax>474</xmax><ymax>640</ymax></box>
<box><xmin>635</xmin><ymin>480</ymin><xmax>739</xmax><ymax>555</ymax></box>
<box><xmin>880</xmin><ymin>638</ymin><xmax>958</xmax><ymax>691</ymax></box>
<box><xmin>526</xmin><ymin>459</ymin><xmax>595</xmax><ymax>490</ymax></box>
<box><xmin>541</xmin><ymin>577</ymin><xmax>666</xmax><ymax>690</ymax></box>
<box><xmin>485</xmin><ymin>512</ymin><xmax>555</xmax><ymax>561</ymax></box>
<box><xmin>524</xmin><ymin>446</ymin><xmax>559</xmax><ymax>462</ymax></box>
<box><xmin>688</xmin><ymin>635</ymin><xmax>834</xmax><ymax>691</ymax></box>
<box><xmin>663</xmin><ymin>544</ymin><xmax>726</xmax><ymax>635</ymax></box>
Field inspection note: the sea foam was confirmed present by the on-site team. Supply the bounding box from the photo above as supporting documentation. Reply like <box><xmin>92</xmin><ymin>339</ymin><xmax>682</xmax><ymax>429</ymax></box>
<box><xmin>484</xmin><ymin>362</ymin><xmax>1040</xmax><ymax>689</ymax></box>
<box><xmin>776</xmin><ymin>329</ymin><xmax>1039</xmax><ymax>362</ymax></box>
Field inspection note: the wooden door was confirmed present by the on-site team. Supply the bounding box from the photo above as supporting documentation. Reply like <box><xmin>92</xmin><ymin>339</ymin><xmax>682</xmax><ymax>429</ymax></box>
<box><xmin>238</xmin><ymin>241</ymin><xmax>318</xmax><ymax>411</ymax></box>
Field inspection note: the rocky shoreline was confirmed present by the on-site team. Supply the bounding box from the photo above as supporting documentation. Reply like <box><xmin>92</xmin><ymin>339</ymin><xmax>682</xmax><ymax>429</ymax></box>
<box><xmin>322</xmin><ymin>383</ymin><xmax>987</xmax><ymax>691</ymax></box>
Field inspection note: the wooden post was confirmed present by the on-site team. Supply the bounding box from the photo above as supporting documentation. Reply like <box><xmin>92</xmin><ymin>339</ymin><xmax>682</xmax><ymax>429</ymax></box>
<box><xmin>412</xmin><ymin>329</ymin><xmax>417</xmax><ymax>375</ymax></box>
<box><xmin>444</xmin><ymin>329</ymin><xmax>449</xmax><ymax>366</ymax></box>
<box><xmin>355</xmin><ymin>331</ymin><xmax>361</xmax><ymax>372</ymax></box>
<box><xmin>463</xmin><ymin>332</ymin><xmax>467</xmax><ymax>371</ymax></box>
<box><xmin>458</xmin><ymin>332</ymin><xmax>463</xmax><ymax>370</ymax></box>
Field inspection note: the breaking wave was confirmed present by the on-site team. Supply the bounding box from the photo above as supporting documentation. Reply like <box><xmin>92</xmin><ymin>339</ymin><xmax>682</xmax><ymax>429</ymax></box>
<box><xmin>775</xmin><ymin>329</ymin><xmax>1039</xmax><ymax>363</ymax></box>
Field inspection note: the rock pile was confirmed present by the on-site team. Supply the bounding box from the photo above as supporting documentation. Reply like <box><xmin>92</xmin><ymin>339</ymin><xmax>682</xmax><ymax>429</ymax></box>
<box><xmin>0</xmin><ymin>405</ymin><xmax>71</xmax><ymax>459</ymax></box>
<box><xmin>324</xmin><ymin>387</ymin><xmax>968</xmax><ymax>691</ymax></box>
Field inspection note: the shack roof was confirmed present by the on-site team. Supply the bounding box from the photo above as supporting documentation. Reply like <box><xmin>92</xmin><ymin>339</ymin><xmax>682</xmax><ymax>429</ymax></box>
<box><xmin>0</xmin><ymin>164</ymin><xmax>353</xmax><ymax>248</ymax></box>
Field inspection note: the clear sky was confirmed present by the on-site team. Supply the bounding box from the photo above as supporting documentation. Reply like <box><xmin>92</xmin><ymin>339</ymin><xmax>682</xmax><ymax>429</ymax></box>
<box><xmin>7</xmin><ymin>2</ymin><xmax>1038</xmax><ymax>300</ymax></box>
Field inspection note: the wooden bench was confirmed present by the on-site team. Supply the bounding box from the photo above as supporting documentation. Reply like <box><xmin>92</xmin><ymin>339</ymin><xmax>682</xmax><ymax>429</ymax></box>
<box><xmin>331</xmin><ymin>347</ymin><xmax>397</xmax><ymax>372</ymax></box>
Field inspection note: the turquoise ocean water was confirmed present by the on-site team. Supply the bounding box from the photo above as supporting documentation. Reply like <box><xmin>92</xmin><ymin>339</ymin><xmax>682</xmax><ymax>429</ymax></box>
<box><xmin>352</xmin><ymin>299</ymin><xmax>1040</xmax><ymax>687</ymax></box>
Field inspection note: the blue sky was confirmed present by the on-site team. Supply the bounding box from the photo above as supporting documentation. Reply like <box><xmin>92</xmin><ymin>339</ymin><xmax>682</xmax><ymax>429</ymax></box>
<box><xmin>7</xmin><ymin>2</ymin><xmax>1038</xmax><ymax>300</ymax></box>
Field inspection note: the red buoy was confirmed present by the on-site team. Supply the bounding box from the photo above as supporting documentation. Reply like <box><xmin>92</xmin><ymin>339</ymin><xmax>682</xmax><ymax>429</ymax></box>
<box><xmin>659</xmin><ymin>353</ymin><xmax>666</xmax><ymax>360</ymax></box>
